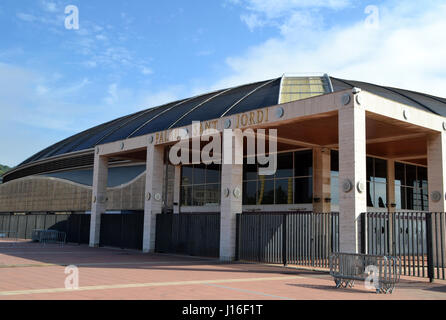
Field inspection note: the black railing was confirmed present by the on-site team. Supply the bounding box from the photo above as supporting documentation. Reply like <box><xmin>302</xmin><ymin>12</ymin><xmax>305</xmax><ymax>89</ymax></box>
<box><xmin>236</xmin><ymin>212</ymin><xmax>339</xmax><ymax>268</ymax></box>
<box><xmin>155</xmin><ymin>213</ymin><xmax>220</xmax><ymax>258</ymax></box>
<box><xmin>99</xmin><ymin>212</ymin><xmax>144</xmax><ymax>250</ymax></box>
<box><xmin>362</xmin><ymin>212</ymin><xmax>446</xmax><ymax>281</ymax></box>
<box><xmin>0</xmin><ymin>212</ymin><xmax>145</xmax><ymax>250</ymax></box>
<box><xmin>0</xmin><ymin>213</ymin><xmax>91</xmax><ymax>245</ymax></box>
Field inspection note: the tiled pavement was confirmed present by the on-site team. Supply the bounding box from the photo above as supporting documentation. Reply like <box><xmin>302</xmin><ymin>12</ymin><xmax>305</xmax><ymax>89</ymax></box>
<box><xmin>1</xmin><ymin>241</ymin><xmax>446</xmax><ymax>300</ymax></box>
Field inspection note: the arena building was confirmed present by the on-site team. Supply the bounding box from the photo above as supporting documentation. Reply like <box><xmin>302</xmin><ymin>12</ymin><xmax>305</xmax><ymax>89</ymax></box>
<box><xmin>1</xmin><ymin>74</ymin><xmax>446</xmax><ymax>260</ymax></box>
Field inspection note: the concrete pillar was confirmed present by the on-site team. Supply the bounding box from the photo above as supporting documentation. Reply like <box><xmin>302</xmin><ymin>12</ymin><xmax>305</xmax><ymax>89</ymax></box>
<box><xmin>313</xmin><ymin>147</ymin><xmax>331</xmax><ymax>213</ymax></box>
<box><xmin>173</xmin><ymin>166</ymin><xmax>181</xmax><ymax>214</ymax></box>
<box><xmin>219</xmin><ymin>130</ymin><xmax>243</xmax><ymax>261</ymax></box>
<box><xmin>143</xmin><ymin>144</ymin><xmax>165</xmax><ymax>253</ymax></box>
<box><xmin>427</xmin><ymin>132</ymin><xmax>446</xmax><ymax>267</ymax></box>
<box><xmin>387</xmin><ymin>160</ymin><xmax>396</xmax><ymax>212</ymax></box>
<box><xmin>338</xmin><ymin>104</ymin><xmax>367</xmax><ymax>253</ymax></box>
<box><xmin>89</xmin><ymin>153</ymin><xmax>108</xmax><ymax>247</ymax></box>
<box><xmin>387</xmin><ymin>160</ymin><xmax>396</xmax><ymax>254</ymax></box>
<box><xmin>427</xmin><ymin>132</ymin><xmax>446</xmax><ymax>212</ymax></box>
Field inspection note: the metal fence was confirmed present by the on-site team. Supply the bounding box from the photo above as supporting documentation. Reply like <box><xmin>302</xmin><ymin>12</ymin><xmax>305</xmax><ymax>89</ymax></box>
<box><xmin>32</xmin><ymin>229</ymin><xmax>67</xmax><ymax>246</ymax></box>
<box><xmin>236</xmin><ymin>212</ymin><xmax>339</xmax><ymax>268</ymax></box>
<box><xmin>362</xmin><ymin>212</ymin><xmax>446</xmax><ymax>281</ymax></box>
<box><xmin>0</xmin><ymin>214</ymin><xmax>75</xmax><ymax>241</ymax></box>
<box><xmin>0</xmin><ymin>230</ymin><xmax>18</xmax><ymax>245</ymax></box>
<box><xmin>100</xmin><ymin>212</ymin><xmax>144</xmax><ymax>250</ymax></box>
<box><xmin>155</xmin><ymin>213</ymin><xmax>220</xmax><ymax>257</ymax></box>
<box><xmin>0</xmin><ymin>212</ymin><xmax>146</xmax><ymax>250</ymax></box>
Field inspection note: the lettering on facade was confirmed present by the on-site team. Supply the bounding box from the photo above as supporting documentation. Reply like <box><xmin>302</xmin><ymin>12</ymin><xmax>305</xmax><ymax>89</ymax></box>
<box><xmin>235</xmin><ymin>109</ymin><xmax>269</xmax><ymax>129</ymax></box>
<box><xmin>154</xmin><ymin>109</ymin><xmax>269</xmax><ymax>145</ymax></box>
<box><xmin>155</xmin><ymin>120</ymin><xmax>219</xmax><ymax>145</ymax></box>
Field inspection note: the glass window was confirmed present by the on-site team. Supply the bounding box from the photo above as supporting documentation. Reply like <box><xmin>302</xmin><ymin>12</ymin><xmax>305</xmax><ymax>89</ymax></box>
<box><xmin>295</xmin><ymin>177</ymin><xmax>313</xmax><ymax>204</ymax></box>
<box><xmin>257</xmin><ymin>178</ymin><xmax>274</xmax><ymax>205</ymax></box>
<box><xmin>295</xmin><ymin>150</ymin><xmax>313</xmax><ymax>177</ymax></box>
<box><xmin>180</xmin><ymin>186</ymin><xmax>192</xmax><ymax>206</ymax></box>
<box><xmin>193</xmin><ymin>164</ymin><xmax>206</xmax><ymax>185</ymax></box>
<box><xmin>182</xmin><ymin>166</ymin><xmax>193</xmax><ymax>186</ymax></box>
<box><xmin>243</xmin><ymin>181</ymin><xmax>257</xmax><ymax>205</ymax></box>
<box><xmin>406</xmin><ymin>165</ymin><xmax>417</xmax><ymax>188</ymax></box>
<box><xmin>405</xmin><ymin>187</ymin><xmax>414</xmax><ymax>210</ymax></box>
<box><xmin>395</xmin><ymin>185</ymin><xmax>402</xmax><ymax>210</ymax></box>
<box><xmin>192</xmin><ymin>185</ymin><xmax>206</xmax><ymax>206</ymax></box>
<box><xmin>331</xmin><ymin>150</ymin><xmax>339</xmax><ymax>205</ymax></box>
<box><xmin>275</xmin><ymin>178</ymin><xmax>293</xmax><ymax>204</ymax></box>
<box><xmin>206</xmin><ymin>164</ymin><xmax>220</xmax><ymax>184</ymax></box>
<box><xmin>417</xmin><ymin>167</ymin><xmax>428</xmax><ymax>189</ymax></box>
<box><xmin>367</xmin><ymin>181</ymin><xmax>375</xmax><ymax>208</ymax></box>
<box><xmin>331</xmin><ymin>150</ymin><xmax>339</xmax><ymax>172</ymax></box>
<box><xmin>276</xmin><ymin>153</ymin><xmax>293</xmax><ymax>178</ymax></box>
<box><xmin>374</xmin><ymin>158</ymin><xmax>387</xmax><ymax>183</ymax></box>
<box><xmin>180</xmin><ymin>164</ymin><xmax>221</xmax><ymax>207</ymax></box>
<box><xmin>366</xmin><ymin>157</ymin><xmax>388</xmax><ymax>208</ymax></box>
<box><xmin>331</xmin><ymin>175</ymin><xmax>339</xmax><ymax>205</ymax></box>
<box><xmin>395</xmin><ymin>163</ymin><xmax>405</xmax><ymax>186</ymax></box>
<box><xmin>205</xmin><ymin>184</ymin><xmax>220</xmax><ymax>205</ymax></box>
<box><xmin>243</xmin><ymin>157</ymin><xmax>258</xmax><ymax>181</ymax></box>
<box><xmin>243</xmin><ymin>150</ymin><xmax>313</xmax><ymax>205</ymax></box>
<box><xmin>395</xmin><ymin>162</ymin><xmax>428</xmax><ymax>211</ymax></box>
<box><xmin>375</xmin><ymin>182</ymin><xmax>387</xmax><ymax>208</ymax></box>
<box><xmin>367</xmin><ymin>157</ymin><xmax>374</xmax><ymax>182</ymax></box>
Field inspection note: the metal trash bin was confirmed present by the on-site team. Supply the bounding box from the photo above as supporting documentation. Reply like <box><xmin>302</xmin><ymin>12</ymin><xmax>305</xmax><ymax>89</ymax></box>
<box><xmin>330</xmin><ymin>253</ymin><xmax>401</xmax><ymax>294</ymax></box>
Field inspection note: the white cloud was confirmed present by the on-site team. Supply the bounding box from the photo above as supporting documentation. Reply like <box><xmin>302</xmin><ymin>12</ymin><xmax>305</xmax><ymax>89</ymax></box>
<box><xmin>237</xmin><ymin>0</ymin><xmax>351</xmax><ymax>15</ymax></box>
<box><xmin>196</xmin><ymin>50</ymin><xmax>214</xmax><ymax>57</ymax></box>
<box><xmin>240</xmin><ymin>14</ymin><xmax>265</xmax><ymax>31</ymax></box>
<box><xmin>40</xmin><ymin>0</ymin><xmax>58</xmax><ymax>13</ymax></box>
<box><xmin>36</xmin><ymin>85</ymin><xmax>48</xmax><ymax>95</ymax></box>
<box><xmin>95</xmin><ymin>34</ymin><xmax>108</xmax><ymax>41</ymax></box>
<box><xmin>105</xmin><ymin>83</ymin><xmax>119</xmax><ymax>105</ymax></box>
<box><xmin>212</xmin><ymin>2</ymin><xmax>446</xmax><ymax>98</ymax></box>
<box><xmin>16</xmin><ymin>13</ymin><xmax>37</xmax><ymax>22</ymax></box>
<box><xmin>141</xmin><ymin>67</ymin><xmax>153</xmax><ymax>75</ymax></box>
<box><xmin>232</xmin><ymin>0</ymin><xmax>351</xmax><ymax>30</ymax></box>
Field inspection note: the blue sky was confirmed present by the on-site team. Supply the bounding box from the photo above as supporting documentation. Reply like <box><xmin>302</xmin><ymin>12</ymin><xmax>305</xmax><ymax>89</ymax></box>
<box><xmin>1</xmin><ymin>0</ymin><xmax>446</xmax><ymax>167</ymax></box>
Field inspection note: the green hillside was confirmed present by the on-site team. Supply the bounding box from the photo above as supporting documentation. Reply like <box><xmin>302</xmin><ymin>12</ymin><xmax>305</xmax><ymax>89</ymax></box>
<box><xmin>0</xmin><ymin>164</ymin><xmax>11</xmax><ymax>176</ymax></box>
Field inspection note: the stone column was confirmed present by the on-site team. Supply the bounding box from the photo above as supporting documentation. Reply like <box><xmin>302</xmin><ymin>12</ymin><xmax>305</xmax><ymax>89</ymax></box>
<box><xmin>313</xmin><ymin>147</ymin><xmax>331</xmax><ymax>213</ymax></box>
<box><xmin>427</xmin><ymin>132</ymin><xmax>446</xmax><ymax>212</ymax></box>
<box><xmin>173</xmin><ymin>166</ymin><xmax>181</xmax><ymax>214</ymax></box>
<box><xmin>219</xmin><ymin>130</ymin><xmax>243</xmax><ymax>261</ymax></box>
<box><xmin>89</xmin><ymin>153</ymin><xmax>108</xmax><ymax>247</ymax></box>
<box><xmin>338</xmin><ymin>103</ymin><xmax>367</xmax><ymax>253</ymax></box>
<box><xmin>143</xmin><ymin>144</ymin><xmax>165</xmax><ymax>253</ymax></box>
<box><xmin>387</xmin><ymin>160</ymin><xmax>396</xmax><ymax>254</ymax></box>
<box><xmin>427</xmin><ymin>132</ymin><xmax>446</xmax><ymax>267</ymax></box>
<box><xmin>387</xmin><ymin>160</ymin><xmax>396</xmax><ymax>212</ymax></box>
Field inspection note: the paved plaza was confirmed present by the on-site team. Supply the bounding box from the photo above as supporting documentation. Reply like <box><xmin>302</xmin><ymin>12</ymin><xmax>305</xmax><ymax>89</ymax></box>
<box><xmin>0</xmin><ymin>241</ymin><xmax>445</xmax><ymax>300</ymax></box>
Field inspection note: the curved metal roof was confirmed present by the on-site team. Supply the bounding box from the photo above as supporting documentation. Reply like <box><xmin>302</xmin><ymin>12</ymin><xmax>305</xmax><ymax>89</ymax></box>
<box><xmin>20</xmin><ymin>78</ymin><xmax>282</xmax><ymax>165</ymax></box>
<box><xmin>19</xmin><ymin>76</ymin><xmax>446</xmax><ymax>167</ymax></box>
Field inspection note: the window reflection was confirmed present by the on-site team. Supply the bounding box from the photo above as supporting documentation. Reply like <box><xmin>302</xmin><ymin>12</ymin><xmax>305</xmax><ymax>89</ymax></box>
<box><xmin>395</xmin><ymin>163</ymin><xmax>428</xmax><ymax>211</ymax></box>
<box><xmin>180</xmin><ymin>164</ymin><xmax>221</xmax><ymax>206</ymax></box>
<box><xmin>257</xmin><ymin>177</ymin><xmax>274</xmax><ymax>205</ymax></box>
<box><xmin>244</xmin><ymin>150</ymin><xmax>313</xmax><ymax>205</ymax></box>
<box><xmin>331</xmin><ymin>150</ymin><xmax>339</xmax><ymax>205</ymax></box>
<box><xmin>367</xmin><ymin>157</ymin><xmax>388</xmax><ymax>208</ymax></box>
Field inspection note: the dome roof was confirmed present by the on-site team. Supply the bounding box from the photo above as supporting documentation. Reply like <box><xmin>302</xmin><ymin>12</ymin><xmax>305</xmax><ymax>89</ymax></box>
<box><xmin>16</xmin><ymin>76</ymin><xmax>446</xmax><ymax>168</ymax></box>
